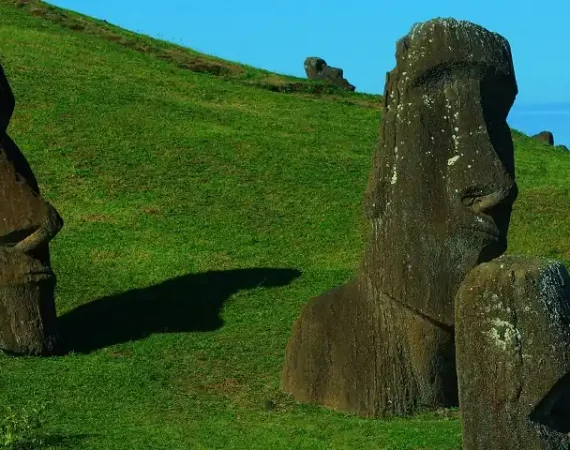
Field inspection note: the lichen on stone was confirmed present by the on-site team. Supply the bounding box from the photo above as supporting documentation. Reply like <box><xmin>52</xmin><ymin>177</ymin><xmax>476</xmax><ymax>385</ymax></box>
<box><xmin>484</xmin><ymin>317</ymin><xmax>522</xmax><ymax>351</ymax></box>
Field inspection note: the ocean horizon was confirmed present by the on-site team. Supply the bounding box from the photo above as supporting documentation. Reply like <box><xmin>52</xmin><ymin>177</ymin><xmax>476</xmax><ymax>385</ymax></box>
<box><xmin>508</xmin><ymin>102</ymin><xmax>570</xmax><ymax>148</ymax></box>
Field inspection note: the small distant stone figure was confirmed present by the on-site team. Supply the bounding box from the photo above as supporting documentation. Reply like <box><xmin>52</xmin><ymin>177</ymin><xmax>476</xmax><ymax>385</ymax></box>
<box><xmin>0</xmin><ymin>63</ymin><xmax>63</xmax><ymax>356</ymax></box>
<box><xmin>532</xmin><ymin>130</ymin><xmax>554</xmax><ymax>146</ymax></box>
<box><xmin>456</xmin><ymin>256</ymin><xmax>570</xmax><ymax>449</ymax></box>
<box><xmin>304</xmin><ymin>57</ymin><xmax>355</xmax><ymax>91</ymax></box>
<box><xmin>282</xmin><ymin>18</ymin><xmax>518</xmax><ymax>417</ymax></box>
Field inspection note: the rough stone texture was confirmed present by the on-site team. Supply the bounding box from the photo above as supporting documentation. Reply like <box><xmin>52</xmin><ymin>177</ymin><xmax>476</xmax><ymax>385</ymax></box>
<box><xmin>282</xmin><ymin>18</ymin><xmax>518</xmax><ymax>417</ymax></box>
<box><xmin>282</xmin><ymin>279</ymin><xmax>458</xmax><ymax>417</ymax></box>
<box><xmin>456</xmin><ymin>255</ymin><xmax>570</xmax><ymax>450</ymax></box>
<box><xmin>533</xmin><ymin>131</ymin><xmax>554</xmax><ymax>146</ymax></box>
<box><xmin>304</xmin><ymin>57</ymin><xmax>356</xmax><ymax>91</ymax></box>
<box><xmin>0</xmin><ymin>63</ymin><xmax>63</xmax><ymax>356</ymax></box>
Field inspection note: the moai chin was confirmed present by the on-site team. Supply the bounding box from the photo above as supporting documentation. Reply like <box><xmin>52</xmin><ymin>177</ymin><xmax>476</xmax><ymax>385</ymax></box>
<box><xmin>0</xmin><ymin>63</ymin><xmax>63</xmax><ymax>356</ymax></box>
<box><xmin>282</xmin><ymin>18</ymin><xmax>518</xmax><ymax>417</ymax></box>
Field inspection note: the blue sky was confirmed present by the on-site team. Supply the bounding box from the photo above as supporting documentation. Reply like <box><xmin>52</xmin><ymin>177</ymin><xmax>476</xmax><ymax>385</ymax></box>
<box><xmin>45</xmin><ymin>0</ymin><xmax>570</xmax><ymax>146</ymax></box>
<box><xmin>46</xmin><ymin>0</ymin><xmax>569</xmax><ymax>105</ymax></box>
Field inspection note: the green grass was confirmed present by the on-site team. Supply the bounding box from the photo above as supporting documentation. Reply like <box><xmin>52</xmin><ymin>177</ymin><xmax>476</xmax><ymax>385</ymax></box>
<box><xmin>0</xmin><ymin>1</ymin><xmax>569</xmax><ymax>448</ymax></box>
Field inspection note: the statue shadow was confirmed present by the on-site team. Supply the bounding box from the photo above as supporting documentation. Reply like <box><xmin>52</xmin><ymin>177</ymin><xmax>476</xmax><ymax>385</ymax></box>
<box><xmin>58</xmin><ymin>267</ymin><xmax>302</xmax><ymax>354</ymax></box>
<box><xmin>43</xmin><ymin>433</ymin><xmax>96</xmax><ymax>449</ymax></box>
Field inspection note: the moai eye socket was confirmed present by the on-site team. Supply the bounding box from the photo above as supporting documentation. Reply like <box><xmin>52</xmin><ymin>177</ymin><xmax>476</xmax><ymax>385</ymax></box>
<box><xmin>480</xmin><ymin>72</ymin><xmax>516</xmax><ymax>123</ymax></box>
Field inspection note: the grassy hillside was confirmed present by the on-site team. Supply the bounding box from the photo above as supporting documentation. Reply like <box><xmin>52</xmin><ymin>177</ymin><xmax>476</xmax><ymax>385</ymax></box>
<box><xmin>0</xmin><ymin>1</ymin><xmax>569</xmax><ymax>449</ymax></box>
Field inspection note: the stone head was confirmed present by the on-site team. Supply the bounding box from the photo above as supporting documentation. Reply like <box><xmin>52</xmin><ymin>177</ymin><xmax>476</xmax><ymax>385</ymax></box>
<box><xmin>363</xmin><ymin>18</ymin><xmax>518</xmax><ymax>326</ymax></box>
<box><xmin>0</xmin><ymin>61</ymin><xmax>62</xmax><ymax>356</ymax></box>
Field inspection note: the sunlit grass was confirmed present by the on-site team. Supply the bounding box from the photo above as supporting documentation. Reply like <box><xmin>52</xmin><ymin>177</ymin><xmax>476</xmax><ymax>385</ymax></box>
<box><xmin>0</xmin><ymin>1</ymin><xmax>568</xmax><ymax>449</ymax></box>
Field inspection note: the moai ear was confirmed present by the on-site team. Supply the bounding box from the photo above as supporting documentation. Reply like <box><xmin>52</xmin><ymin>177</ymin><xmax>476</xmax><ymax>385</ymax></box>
<box><xmin>383</xmin><ymin>71</ymin><xmax>391</xmax><ymax>109</ymax></box>
<box><xmin>395</xmin><ymin>36</ymin><xmax>411</xmax><ymax>62</ymax></box>
<box><xmin>363</xmin><ymin>71</ymin><xmax>394</xmax><ymax>220</ymax></box>
<box><xmin>363</xmin><ymin>142</ymin><xmax>388</xmax><ymax>220</ymax></box>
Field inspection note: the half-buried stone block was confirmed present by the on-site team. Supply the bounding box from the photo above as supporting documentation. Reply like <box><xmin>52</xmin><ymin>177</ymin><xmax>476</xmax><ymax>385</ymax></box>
<box><xmin>0</xmin><ymin>63</ymin><xmax>63</xmax><ymax>356</ymax></box>
<box><xmin>456</xmin><ymin>255</ymin><xmax>570</xmax><ymax>450</ymax></box>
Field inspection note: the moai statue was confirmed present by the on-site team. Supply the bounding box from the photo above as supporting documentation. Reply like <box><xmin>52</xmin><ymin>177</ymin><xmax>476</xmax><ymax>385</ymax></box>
<box><xmin>282</xmin><ymin>18</ymin><xmax>518</xmax><ymax>417</ymax></box>
<box><xmin>304</xmin><ymin>57</ymin><xmax>356</xmax><ymax>91</ymax></box>
<box><xmin>456</xmin><ymin>256</ymin><xmax>570</xmax><ymax>449</ymax></box>
<box><xmin>0</xmin><ymin>63</ymin><xmax>63</xmax><ymax>356</ymax></box>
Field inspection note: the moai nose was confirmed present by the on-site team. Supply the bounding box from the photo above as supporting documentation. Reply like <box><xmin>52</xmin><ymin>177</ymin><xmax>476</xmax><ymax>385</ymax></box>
<box><xmin>467</xmin><ymin>185</ymin><xmax>518</xmax><ymax>215</ymax></box>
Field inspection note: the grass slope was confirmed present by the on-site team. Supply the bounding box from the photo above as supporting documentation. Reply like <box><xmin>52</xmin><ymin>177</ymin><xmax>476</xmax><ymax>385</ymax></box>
<box><xmin>0</xmin><ymin>1</ymin><xmax>569</xmax><ymax>448</ymax></box>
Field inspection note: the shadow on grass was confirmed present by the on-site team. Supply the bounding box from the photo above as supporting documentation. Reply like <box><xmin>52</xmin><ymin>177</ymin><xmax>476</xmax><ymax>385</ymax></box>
<box><xmin>58</xmin><ymin>267</ymin><xmax>301</xmax><ymax>354</ymax></box>
<box><xmin>43</xmin><ymin>432</ymin><xmax>97</xmax><ymax>448</ymax></box>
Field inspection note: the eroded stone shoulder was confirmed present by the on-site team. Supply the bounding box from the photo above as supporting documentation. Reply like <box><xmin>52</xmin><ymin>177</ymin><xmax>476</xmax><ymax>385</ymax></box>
<box><xmin>456</xmin><ymin>255</ymin><xmax>570</xmax><ymax>449</ymax></box>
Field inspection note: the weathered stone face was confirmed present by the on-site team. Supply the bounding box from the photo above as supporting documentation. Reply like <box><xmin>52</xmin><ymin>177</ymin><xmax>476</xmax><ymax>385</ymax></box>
<box><xmin>0</xmin><ymin>136</ymin><xmax>53</xmax><ymax>247</ymax></box>
<box><xmin>0</xmin><ymin>63</ymin><xmax>63</xmax><ymax>356</ymax></box>
<box><xmin>533</xmin><ymin>130</ymin><xmax>555</xmax><ymax>146</ymax></box>
<box><xmin>456</xmin><ymin>256</ymin><xmax>570</xmax><ymax>449</ymax></box>
<box><xmin>363</xmin><ymin>18</ymin><xmax>518</xmax><ymax>326</ymax></box>
<box><xmin>282</xmin><ymin>18</ymin><xmax>519</xmax><ymax>418</ymax></box>
<box><xmin>304</xmin><ymin>57</ymin><xmax>326</xmax><ymax>78</ymax></box>
<box><xmin>303</xmin><ymin>57</ymin><xmax>356</xmax><ymax>91</ymax></box>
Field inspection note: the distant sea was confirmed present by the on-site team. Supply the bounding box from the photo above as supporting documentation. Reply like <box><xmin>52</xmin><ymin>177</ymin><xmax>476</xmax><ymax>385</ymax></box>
<box><xmin>507</xmin><ymin>103</ymin><xmax>570</xmax><ymax>149</ymax></box>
